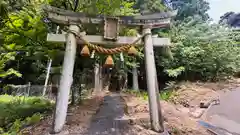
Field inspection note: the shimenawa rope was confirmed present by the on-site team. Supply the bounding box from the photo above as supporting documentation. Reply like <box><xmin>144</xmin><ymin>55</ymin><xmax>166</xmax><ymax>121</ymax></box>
<box><xmin>68</xmin><ymin>30</ymin><xmax>150</xmax><ymax>54</ymax></box>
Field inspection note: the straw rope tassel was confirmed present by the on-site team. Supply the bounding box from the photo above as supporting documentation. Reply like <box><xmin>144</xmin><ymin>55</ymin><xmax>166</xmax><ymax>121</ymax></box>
<box><xmin>104</xmin><ymin>55</ymin><xmax>114</xmax><ymax>67</ymax></box>
<box><xmin>81</xmin><ymin>45</ymin><xmax>90</xmax><ymax>56</ymax></box>
<box><xmin>128</xmin><ymin>46</ymin><xmax>138</xmax><ymax>56</ymax></box>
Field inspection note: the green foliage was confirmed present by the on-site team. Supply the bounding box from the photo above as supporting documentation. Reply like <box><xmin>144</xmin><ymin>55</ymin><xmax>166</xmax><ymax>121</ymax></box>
<box><xmin>0</xmin><ymin>53</ymin><xmax>21</xmax><ymax>78</ymax></box>
<box><xmin>1</xmin><ymin>0</ymin><xmax>239</xmax><ymax>90</ymax></box>
<box><xmin>0</xmin><ymin>95</ymin><xmax>53</xmax><ymax>133</ymax></box>
<box><xmin>2</xmin><ymin>4</ymin><xmax>48</xmax><ymax>50</ymax></box>
<box><xmin>49</xmin><ymin>0</ymin><xmax>138</xmax><ymax>16</ymax></box>
<box><xmin>164</xmin><ymin>66</ymin><xmax>185</xmax><ymax>78</ymax></box>
<box><xmin>123</xmin><ymin>89</ymin><xmax>148</xmax><ymax>100</ymax></box>
<box><xmin>159</xmin><ymin>18</ymin><xmax>240</xmax><ymax>80</ymax></box>
<box><xmin>135</xmin><ymin>0</ymin><xmax>167</xmax><ymax>12</ymax></box>
<box><xmin>0</xmin><ymin>0</ymin><xmax>64</xmax><ymax>84</ymax></box>
<box><xmin>124</xmin><ymin>89</ymin><xmax>175</xmax><ymax>101</ymax></box>
<box><xmin>5</xmin><ymin>113</ymin><xmax>42</xmax><ymax>134</ymax></box>
<box><xmin>160</xmin><ymin>90</ymin><xmax>173</xmax><ymax>101</ymax></box>
<box><xmin>170</xmin><ymin>0</ymin><xmax>210</xmax><ymax>21</ymax></box>
<box><xmin>0</xmin><ymin>1</ymin><xmax>7</xmax><ymax>18</ymax></box>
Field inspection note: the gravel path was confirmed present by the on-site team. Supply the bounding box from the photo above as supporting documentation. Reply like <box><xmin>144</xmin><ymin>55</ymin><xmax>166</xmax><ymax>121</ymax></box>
<box><xmin>83</xmin><ymin>93</ymin><xmax>165</xmax><ymax>135</ymax></box>
<box><xmin>84</xmin><ymin>93</ymin><xmax>131</xmax><ymax>135</ymax></box>
<box><xmin>84</xmin><ymin>93</ymin><xmax>169</xmax><ymax>135</ymax></box>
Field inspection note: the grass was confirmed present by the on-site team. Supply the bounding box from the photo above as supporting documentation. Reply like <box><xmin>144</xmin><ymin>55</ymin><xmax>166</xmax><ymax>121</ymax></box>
<box><xmin>0</xmin><ymin>95</ymin><xmax>54</xmax><ymax>134</ymax></box>
<box><xmin>123</xmin><ymin>89</ymin><xmax>176</xmax><ymax>101</ymax></box>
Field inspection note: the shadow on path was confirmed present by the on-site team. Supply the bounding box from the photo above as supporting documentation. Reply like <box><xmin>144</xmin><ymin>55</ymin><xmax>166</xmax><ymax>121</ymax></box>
<box><xmin>84</xmin><ymin>93</ymin><xmax>130</xmax><ymax>135</ymax></box>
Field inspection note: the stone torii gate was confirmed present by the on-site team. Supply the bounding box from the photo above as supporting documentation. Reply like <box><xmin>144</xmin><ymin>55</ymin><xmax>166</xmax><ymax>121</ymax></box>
<box><xmin>43</xmin><ymin>5</ymin><xmax>175</xmax><ymax>134</ymax></box>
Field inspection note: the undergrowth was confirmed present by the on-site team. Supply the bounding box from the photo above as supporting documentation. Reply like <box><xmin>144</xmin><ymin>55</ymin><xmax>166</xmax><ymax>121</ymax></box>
<box><xmin>0</xmin><ymin>95</ymin><xmax>54</xmax><ymax>134</ymax></box>
<box><xmin>123</xmin><ymin>89</ymin><xmax>176</xmax><ymax>101</ymax></box>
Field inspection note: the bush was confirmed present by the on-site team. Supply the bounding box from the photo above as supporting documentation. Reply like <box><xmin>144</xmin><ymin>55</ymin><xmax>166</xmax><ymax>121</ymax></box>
<box><xmin>124</xmin><ymin>89</ymin><xmax>175</xmax><ymax>101</ymax></box>
<box><xmin>158</xmin><ymin>20</ymin><xmax>240</xmax><ymax>81</ymax></box>
<box><xmin>0</xmin><ymin>95</ymin><xmax>54</xmax><ymax>134</ymax></box>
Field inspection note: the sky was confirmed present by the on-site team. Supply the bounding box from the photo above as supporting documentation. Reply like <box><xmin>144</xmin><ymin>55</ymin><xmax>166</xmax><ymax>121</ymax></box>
<box><xmin>208</xmin><ymin>0</ymin><xmax>240</xmax><ymax>23</ymax></box>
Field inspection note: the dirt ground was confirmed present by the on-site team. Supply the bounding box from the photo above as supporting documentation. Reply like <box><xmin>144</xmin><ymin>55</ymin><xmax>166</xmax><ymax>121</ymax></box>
<box><xmin>120</xmin><ymin>78</ymin><xmax>240</xmax><ymax>135</ymax></box>
<box><xmin>20</xmin><ymin>92</ymin><xmax>162</xmax><ymax>135</ymax></box>
<box><xmin>170</xmin><ymin>78</ymin><xmax>240</xmax><ymax>108</ymax></box>
<box><xmin>19</xmin><ymin>78</ymin><xmax>240</xmax><ymax>135</ymax></box>
<box><xmin>20</xmin><ymin>94</ymin><xmax>105</xmax><ymax>135</ymax></box>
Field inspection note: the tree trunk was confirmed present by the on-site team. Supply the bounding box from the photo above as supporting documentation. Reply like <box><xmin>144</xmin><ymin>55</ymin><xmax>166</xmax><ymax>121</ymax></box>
<box><xmin>71</xmin><ymin>86</ymin><xmax>77</xmax><ymax>105</ymax></box>
<box><xmin>99</xmin><ymin>65</ymin><xmax>103</xmax><ymax>91</ymax></box>
<box><xmin>94</xmin><ymin>63</ymin><xmax>100</xmax><ymax>92</ymax></box>
<box><xmin>94</xmin><ymin>63</ymin><xmax>103</xmax><ymax>92</ymax></box>
<box><xmin>132</xmin><ymin>66</ymin><xmax>139</xmax><ymax>90</ymax></box>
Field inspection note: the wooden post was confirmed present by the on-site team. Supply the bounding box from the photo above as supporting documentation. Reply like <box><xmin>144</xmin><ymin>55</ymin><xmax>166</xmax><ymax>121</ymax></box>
<box><xmin>99</xmin><ymin>64</ymin><xmax>103</xmax><ymax>91</ymax></box>
<box><xmin>143</xmin><ymin>27</ymin><xmax>163</xmax><ymax>132</ymax></box>
<box><xmin>42</xmin><ymin>59</ymin><xmax>52</xmax><ymax>96</ymax></box>
<box><xmin>94</xmin><ymin>63</ymin><xmax>101</xmax><ymax>92</ymax></box>
<box><xmin>27</xmin><ymin>82</ymin><xmax>31</xmax><ymax>96</ymax></box>
<box><xmin>132</xmin><ymin>67</ymin><xmax>139</xmax><ymax>90</ymax></box>
<box><xmin>52</xmin><ymin>25</ymin><xmax>79</xmax><ymax>133</ymax></box>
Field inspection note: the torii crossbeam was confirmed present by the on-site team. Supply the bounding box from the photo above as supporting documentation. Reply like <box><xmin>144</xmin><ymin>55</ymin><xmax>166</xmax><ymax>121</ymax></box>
<box><xmin>47</xmin><ymin>33</ymin><xmax>171</xmax><ymax>46</ymax></box>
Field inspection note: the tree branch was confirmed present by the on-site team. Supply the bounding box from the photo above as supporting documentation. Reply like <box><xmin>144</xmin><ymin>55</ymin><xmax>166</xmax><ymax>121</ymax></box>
<box><xmin>73</xmin><ymin>0</ymin><xmax>79</xmax><ymax>11</ymax></box>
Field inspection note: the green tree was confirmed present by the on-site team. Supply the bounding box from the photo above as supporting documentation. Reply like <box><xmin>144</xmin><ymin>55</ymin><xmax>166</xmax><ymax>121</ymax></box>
<box><xmin>159</xmin><ymin>18</ymin><xmax>240</xmax><ymax>80</ymax></box>
<box><xmin>0</xmin><ymin>0</ymin><xmax>59</xmax><ymax>84</ymax></box>
<box><xmin>0</xmin><ymin>0</ymin><xmax>142</xmax><ymax>86</ymax></box>
<box><xmin>135</xmin><ymin>0</ymin><xmax>167</xmax><ymax>12</ymax></box>
<box><xmin>170</xmin><ymin>0</ymin><xmax>210</xmax><ymax>21</ymax></box>
<box><xmin>0</xmin><ymin>53</ymin><xmax>21</xmax><ymax>78</ymax></box>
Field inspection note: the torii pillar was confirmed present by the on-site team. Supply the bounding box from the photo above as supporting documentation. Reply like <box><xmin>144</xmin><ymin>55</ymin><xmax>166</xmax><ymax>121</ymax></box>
<box><xmin>52</xmin><ymin>25</ymin><xmax>79</xmax><ymax>133</ymax></box>
<box><xmin>143</xmin><ymin>27</ymin><xmax>164</xmax><ymax>132</ymax></box>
